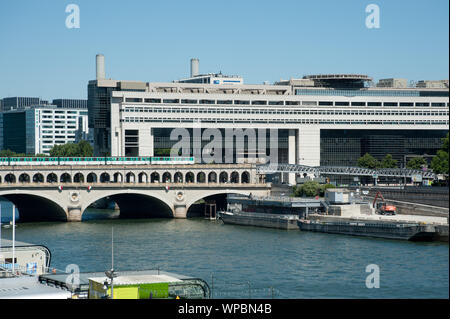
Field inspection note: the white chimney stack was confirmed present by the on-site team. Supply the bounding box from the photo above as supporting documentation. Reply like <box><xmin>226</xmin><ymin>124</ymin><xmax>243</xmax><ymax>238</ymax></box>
<box><xmin>190</xmin><ymin>58</ymin><xmax>199</xmax><ymax>77</ymax></box>
<box><xmin>96</xmin><ymin>54</ymin><xmax>105</xmax><ymax>80</ymax></box>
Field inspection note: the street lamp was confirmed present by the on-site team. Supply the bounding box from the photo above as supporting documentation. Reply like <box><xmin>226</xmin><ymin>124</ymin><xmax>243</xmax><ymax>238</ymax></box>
<box><xmin>104</xmin><ymin>269</ymin><xmax>117</xmax><ymax>299</ymax></box>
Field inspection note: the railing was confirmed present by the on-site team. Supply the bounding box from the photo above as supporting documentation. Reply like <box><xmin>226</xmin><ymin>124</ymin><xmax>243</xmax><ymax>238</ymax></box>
<box><xmin>257</xmin><ymin>163</ymin><xmax>436</xmax><ymax>179</ymax></box>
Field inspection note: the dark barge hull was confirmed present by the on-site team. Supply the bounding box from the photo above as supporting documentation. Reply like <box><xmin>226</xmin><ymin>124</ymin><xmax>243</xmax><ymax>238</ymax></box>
<box><xmin>218</xmin><ymin>212</ymin><xmax>299</xmax><ymax>230</ymax></box>
<box><xmin>298</xmin><ymin>220</ymin><xmax>438</xmax><ymax>241</ymax></box>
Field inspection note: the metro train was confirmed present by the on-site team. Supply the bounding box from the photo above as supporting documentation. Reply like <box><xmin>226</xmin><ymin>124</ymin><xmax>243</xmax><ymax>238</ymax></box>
<box><xmin>0</xmin><ymin>156</ymin><xmax>195</xmax><ymax>166</ymax></box>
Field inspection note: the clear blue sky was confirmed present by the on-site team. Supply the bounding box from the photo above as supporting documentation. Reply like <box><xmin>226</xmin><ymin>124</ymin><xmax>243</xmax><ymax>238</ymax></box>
<box><xmin>0</xmin><ymin>0</ymin><xmax>448</xmax><ymax>100</ymax></box>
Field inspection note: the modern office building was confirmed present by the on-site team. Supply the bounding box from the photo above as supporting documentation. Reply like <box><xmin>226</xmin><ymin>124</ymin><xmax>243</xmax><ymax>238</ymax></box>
<box><xmin>1</xmin><ymin>105</ymin><xmax>89</xmax><ymax>155</ymax></box>
<box><xmin>52</xmin><ymin>99</ymin><xmax>88</xmax><ymax>109</ymax></box>
<box><xmin>88</xmin><ymin>55</ymin><xmax>449</xmax><ymax>183</ymax></box>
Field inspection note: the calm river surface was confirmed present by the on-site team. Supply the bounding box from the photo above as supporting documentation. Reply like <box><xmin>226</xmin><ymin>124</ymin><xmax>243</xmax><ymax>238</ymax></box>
<box><xmin>1</xmin><ymin>209</ymin><xmax>448</xmax><ymax>299</ymax></box>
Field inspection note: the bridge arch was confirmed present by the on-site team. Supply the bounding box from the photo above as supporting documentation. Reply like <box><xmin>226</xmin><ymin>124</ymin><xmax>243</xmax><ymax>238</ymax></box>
<box><xmin>113</xmin><ymin>172</ymin><xmax>123</xmax><ymax>183</ymax></box>
<box><xmin>241</xmin><ymin>171</ymin><xmax>250</xmax><ymax>183</ymax></box>
<box><xmin>126</xmin><ymin>172</ymin><xmax>135</xmax><ymax>183</ymax></box>
<box><xmin>186</xmin><ymin>189</ymin><xmax>253</xmax><ymax>217</ymax></box>
<box><xmin>162</xmin><ymin>172</ymin><xmax>171</xmax><ymax>183</ymax></box>
<box><xmin>0</xmin><ymin>193</ymin><xmax>67</xmax><ymax>222</ymax></box>
<box><xmin>150</xmin><ymin>172</ymin><xmax>159</xmax><ymax>183</ymax></box>
<box><xmin>19</xmin><ymin>173</ymin><xmax>31</xmax><ymax>183</ymax></box>
<box><xmin>174</xmin><ymin>172</ymin><xmax>183</xmax><ymax>183</ymax></box>
<box><xmin>33</xmin><ymin>173</ymin><xmax>44</xmax><ymax>183</ymax></box>
<box><xmin>197</xmin><ymin>172</ymin><xmax>206</xmax><ymax>183</ymax></box>
<box><xmin>5</xmin><ymin>174</ymin><xmax>16</xmax><ymax>183</ymax></box>
<box><xmin>74</xmin><ymin>172</ymin><xmax>84</xmax><ymax>183</ymax></box>
<box><xmin>100</xmin><ymin>172</ymin><xmax>110</xmax><ymax>183</ymax></box>
<box><xmin>185</xmin><ymin>172</ymin><xmax>195</xmax><ymax>183</ymax></box>
<box><xmin>230</xmin><ymin>171</ymin><xmax>239</xmax><ymax>184</ymax></box>
<box><xmin>87</xmin><ymin>172</ymin><xmax>97</xmax><ymax>183</ymax></box>
<box><xmin>139</xmin><ymin>172</ymin><xmax>148</xmax><ymax>183</ymax></box>
<box><xmin>60</xmin><ymin>173</ymin><xmax>72</xmax><ymax>183</ymax></box>
<box><xmin>219</xmin><ymin>172</ymin><xmax>228</xmax><ymax>183</ymax></box>
<box><xmin>208</xmin><ymin>172</ymin><xmax>217</xmax><ymax>183</ymax></box>
<box><xmin>82</xmin><ymin>191</ymin><xmax>173</xmax><ymax>220</ymax></box>
<box><xmin>47</xmin><ymin>173</ymin><xmax>58</xmax><ymax>183</ymax></box>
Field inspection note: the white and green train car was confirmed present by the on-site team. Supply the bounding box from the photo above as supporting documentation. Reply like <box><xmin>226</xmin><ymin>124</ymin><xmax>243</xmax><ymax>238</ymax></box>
<box><xmin>0</xmin><ymin>156</ymin><xmax>195</xmax><ymax>166</ymax></box>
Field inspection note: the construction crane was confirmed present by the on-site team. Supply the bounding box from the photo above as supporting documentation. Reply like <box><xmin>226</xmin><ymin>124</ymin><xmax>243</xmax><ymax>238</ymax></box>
<box><xmin>372</xmin><ymin>191</ymin><xmax>397</xmax><ymax>215</ymax></box>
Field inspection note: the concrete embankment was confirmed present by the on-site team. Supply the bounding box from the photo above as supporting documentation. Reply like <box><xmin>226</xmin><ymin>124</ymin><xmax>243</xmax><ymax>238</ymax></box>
<box><xmin>364</xmin><ymin>196</ymin><xmax>449</xmax><ymax>218</ymax></box>
<box><xmin>359</xmin><ymin>186</ymin><xmax>449</xmax><ymax>208</ymax></box>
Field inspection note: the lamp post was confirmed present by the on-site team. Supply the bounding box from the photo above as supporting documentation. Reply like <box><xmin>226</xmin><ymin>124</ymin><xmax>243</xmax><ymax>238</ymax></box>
<box><xmin>104</xmin><ymin>269</ymin><xmax>117</xmax><ymax>299</ymax></box>
<box><xmin>103</xmin><ymin>227</ymin><xmax>117</xmax><ymax>299</ymax></box>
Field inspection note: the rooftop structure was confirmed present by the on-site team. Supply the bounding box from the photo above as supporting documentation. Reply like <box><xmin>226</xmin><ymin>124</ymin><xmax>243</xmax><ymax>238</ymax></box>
<box><xmin>416</xmin><ymin>80</ymin><xmax>449</xmax><ymax>89</ymax></box>
<box><xmin>52</xmin><ymin>98</ymin><xmax>87</xmax><ymax>109</ymax></box>
<box><xmin>302</xmin><ymin>74</ymin><xmax>373</xmax><ymax>89</ymax></box>
<box><xmin>176</xmin><ymin>58</ymin><xmax>243</xmax><ymax>85</ymax></box>
<box><xmin>376</xmin><ymin>78</ymin><xmax>408</xmax><ymax>88</ymax></box>
<box><xmin>1</xmin><ymin>97</ymin><xmax>41</xmax><ymax>111</ymax></box>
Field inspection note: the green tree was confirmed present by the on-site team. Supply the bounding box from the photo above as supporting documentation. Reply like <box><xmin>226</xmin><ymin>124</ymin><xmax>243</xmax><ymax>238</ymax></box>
<box><xmin>49</xmin><ymin>140</ymin><xmax>93</xmax><ymax>157</ymax></box>
<box><xmin>0</xmin><ymin>149</ymin><xmax>20</xmax><ymax>157</ymax></box>
<box><xmin>293</xmin><ymin>181</ymin><xmax>336</xmax><ymax>197</ymax></box>
<box><xmin>406</xmin><ymin>157</ymin><xmax>427</xmax><ymax>170</ymax></box>
<box><xmin>357</xmin><ymin>153</ymin><xmax>380</xmax><ymax>169</ymax></box>
<box><xmin>77</xmin><ymin>140</ymin><xmax>94</xmax><ymax>157</ymax></box>
<box><xmin>319</xmin><ymin>183</ymin><xmax>336</xmax><ymax>197</ymax></box>
<box><xmin>380</xmin><ymin>154</ymin><xmax>397</xmax><ymax>168</ymax></box>
<box><xmin>431</xmin><ymin>133</ymin><xmax>449</xmax><ymax>176</ymax></box>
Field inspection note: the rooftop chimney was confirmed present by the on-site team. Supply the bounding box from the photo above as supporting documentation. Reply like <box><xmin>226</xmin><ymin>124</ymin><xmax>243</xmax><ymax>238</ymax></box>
<box><xmin>96</xmin><ymin>54</ymin><xmax>105</xmax><ymax>80</ymax></box>
<box><xmin>190</xmin><ymin>58</ymin><xmax>199</xmax><ymax>77</ymax></box>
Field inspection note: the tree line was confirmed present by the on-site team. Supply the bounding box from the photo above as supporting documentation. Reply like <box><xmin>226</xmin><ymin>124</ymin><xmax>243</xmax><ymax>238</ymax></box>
<box><xmin>0</xmin><ymin>140</ymin><xmax>93</xmax><ymax>157</ymax></box>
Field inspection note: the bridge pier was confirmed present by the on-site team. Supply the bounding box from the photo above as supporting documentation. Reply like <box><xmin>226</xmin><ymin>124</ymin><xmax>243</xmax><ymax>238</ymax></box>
<box><xmin>173</xmin><ymin>204</ymin><xmax>187</xmax><ymax>219</ymax></box>
<box><xmin>67</xmin><ymin>206</ymin><xmax>82</xmax><ymax>222</ymax></box>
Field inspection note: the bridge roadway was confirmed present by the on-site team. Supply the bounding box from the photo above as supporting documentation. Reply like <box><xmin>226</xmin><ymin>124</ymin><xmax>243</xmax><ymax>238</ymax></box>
<box><xmin>0</xmin><ymin>164</ymin><xmax>270</xmax><ymax>222</ymax></box>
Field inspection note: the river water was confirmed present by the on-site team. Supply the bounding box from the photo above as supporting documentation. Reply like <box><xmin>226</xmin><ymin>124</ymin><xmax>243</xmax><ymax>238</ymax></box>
<box><xmin>1</xmin><ymin>209</ymin><xmax>448</xmax><ymax>299</ymax></box>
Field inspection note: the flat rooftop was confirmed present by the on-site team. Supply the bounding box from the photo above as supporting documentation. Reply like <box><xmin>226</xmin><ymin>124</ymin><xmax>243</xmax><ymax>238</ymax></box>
<box><xmin>0</xmin><ymin>276</ymin><xmax>72</xmax><ymax>299</ymax></box>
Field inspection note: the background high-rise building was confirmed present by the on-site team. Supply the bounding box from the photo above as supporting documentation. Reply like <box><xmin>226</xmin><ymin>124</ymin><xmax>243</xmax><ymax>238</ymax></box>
<box><xmin>0</xmin><ymin>105</ymin><xmax>89</xmax><ymax>155</ymax></box>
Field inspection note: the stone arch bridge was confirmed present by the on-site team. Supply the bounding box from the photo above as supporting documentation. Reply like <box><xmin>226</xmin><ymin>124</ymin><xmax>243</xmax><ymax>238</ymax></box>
<box><xmin>0</xmin><ymin>164</ymin><xmax>270</xmax><ymax>222</ymax></box>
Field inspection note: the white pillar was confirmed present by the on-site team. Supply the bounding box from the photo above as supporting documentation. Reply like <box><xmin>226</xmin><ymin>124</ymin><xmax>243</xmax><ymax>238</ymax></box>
<box><xmin>288</xmin><ymin>129</ymin><xmax>297</xmax><ymax>185</ymax></box>
<box><xmin>298</xmin><ymin>126</ymin><xmax>321</xmax><ymax>167</ymax></box>
<box><xmin>139</xmin><ymin>127</ymin><xmax>154</xmax><ymax>156</ymax></box>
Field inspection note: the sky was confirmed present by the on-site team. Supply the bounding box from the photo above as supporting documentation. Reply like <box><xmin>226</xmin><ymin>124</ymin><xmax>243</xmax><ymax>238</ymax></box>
<box><xmin>0</xmin><ymin>0</ymin><xmax>448</xmax><ymax>101</ymax></box>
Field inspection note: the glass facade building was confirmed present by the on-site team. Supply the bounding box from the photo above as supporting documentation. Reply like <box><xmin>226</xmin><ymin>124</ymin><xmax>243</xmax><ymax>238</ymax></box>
<box><xmin>320</xmin><ymin>129</ymin><xmax>448</xmax><ymax>167</ymax></box>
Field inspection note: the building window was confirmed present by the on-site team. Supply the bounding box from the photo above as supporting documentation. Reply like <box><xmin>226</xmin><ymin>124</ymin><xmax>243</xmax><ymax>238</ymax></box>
<box><xmin>144</xmin><ymin>98</ymin><xmax>161</xmax><ymax>103</ymax></box>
